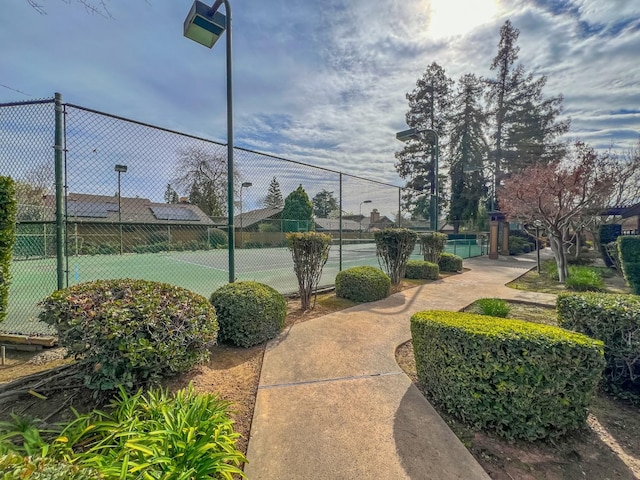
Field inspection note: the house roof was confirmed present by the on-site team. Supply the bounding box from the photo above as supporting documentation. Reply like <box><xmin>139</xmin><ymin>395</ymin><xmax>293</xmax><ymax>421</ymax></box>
<box><xmin>622</xmin><ymin>202</ymin><xmax>640</xmax><ymax>219</ymax></box>
<box><xmin>39</xmin><ymin>193</ymin><xmax>215</xmax><ymax>225</ymax></box>
<box><xmin>235</xmin><ymin>207</ymin><xmax>282</xmax><ymax>228</ymax></box>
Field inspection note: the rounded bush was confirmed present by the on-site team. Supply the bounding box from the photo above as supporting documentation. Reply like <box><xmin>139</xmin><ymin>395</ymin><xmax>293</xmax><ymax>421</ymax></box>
<box><xmin>411</xmin><ymin>310</ymin><xmax>604</xmax><ymax>441</ymax></box>
<box><xmin>210</xmin><ymin>281</ymin><xmax>286</xmax><ymax>347</ymax></box>
<box><xmin>208</xmin><ymin>228</ymin><xmax>228</xmax><ymax>248</ymax></box>
<box><xmin>39</xmin><ymin>279</ymin><xmax>218</xmax><ymax>392</ymax></box>
<box><xmin>335</xmin><ymin>266</ymin><xmax>391</xmax><ymax>303</ymax></box>
<box><xmin>438</xmin><ymin>252</ymin><xmax>463</xmax><ymax>272</ymax></box>
<box><xmin>405</xmin><ymin>260</ymin><xmax>439</xmax><ymax>280</ymax></box>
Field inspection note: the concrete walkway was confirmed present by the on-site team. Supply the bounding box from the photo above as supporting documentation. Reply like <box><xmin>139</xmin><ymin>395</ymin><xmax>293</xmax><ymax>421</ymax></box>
<box><xmin>245</xmin><ymin>252</ymin><xmax>556</xmax><ymax>480</ymax></box>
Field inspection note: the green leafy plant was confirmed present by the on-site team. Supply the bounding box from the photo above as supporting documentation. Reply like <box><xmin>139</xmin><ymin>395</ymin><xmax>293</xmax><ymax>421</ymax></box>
<box><xmin>287</xmin><ymin>232</ymin><xmax>331</xmax><ymax>310</ymax></box>
<box><xmin>210</xmin><ymin>281</ymin><xmax>286</xmax><ymax>347</ymax></box>
<box><xmin>476</xmin><ymin>298</ymin><xmax>510</xmax><ymax>317</ymax></box>
<box><xmin>599</xmin><ymin>223</ymin><xmax>622</xmax><ymax>267</ymax></box>
<box><xmin>282</xmin><ymin>185</ymin><xmax>314</xmax><ymax>233</ymax></box>
<box><xmin>541</xmin><ymin>258</ymin><xmax>560</xmax><ymax>280</ymax></box>
<box><xmin>0</xmin><ymin>385</ymin><xmax>246</xmax><ymax>479</ymax></box>
<box><xmin>557</xmin><ymin>292</ymin><xmax>640</xmax><ymax>398</ymax></box>
<box><xmin>0</xmin><ymin>176</ymin><xmax>17</xmax><ymax>325</ymax></box>
<box><xmin>507</xmin><ymin>236</ymin><xmax>530</xmax><ymax>255</ymax></box>
<box><xmin>411</xmin><ymin>310</ymin><xmax>604</xmax><ymax>441</ymax></box>
<box><xmin>618</xmin><ymin>236</ymin><xmax>640</xmax><ymax>294</ymax></box>
<box><xmin>405</xmin><ymin>260</ymin><xmax>439</xmax><ymax>280</ymax></box>
<box><xmin>438</xmin><ymin>252</ymin><xmax>463</xmax><ymax>273</ymax></box>
<box><xmin>419</xmin><ymin>232</ymin><xmax>447</xmax><ymax>264</ymax></box>
<box><xmin>0</xmin><ymin>453</ymin><xmax>100</xmax><ymax>480</ymax></box>
<box><xmin>208</xmin><ymin>227</ymin><xmax>229</xmax><ymax>248</ymax></box>
<box><xmin>39</xmin><ymin>279</ymin><xmax>218</xmax><ymax>392</ymax></box>
<box><xmin>335</xmin><ymin>266</ymin><xmax>390</xmax><ymax>303</ymax></box>
<box><xmin>374</xmin><ymin>228</ymin><xmax>418</xmax><ymax>285</ymax></box>
<box><xmin>565</xmin><ymin>266</ymin><xmax>604</xmax><ymax>292</ymax></box>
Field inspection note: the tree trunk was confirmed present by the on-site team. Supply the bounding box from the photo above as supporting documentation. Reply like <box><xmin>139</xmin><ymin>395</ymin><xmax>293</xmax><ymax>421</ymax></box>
<box><xmin>549</xmin><ymin>234</ymin><xmax>568</xmax><ymax>283</ymax></box>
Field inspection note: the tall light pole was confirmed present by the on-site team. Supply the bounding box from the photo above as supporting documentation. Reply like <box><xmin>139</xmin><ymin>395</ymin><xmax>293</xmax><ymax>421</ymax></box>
<box><xmin>184</xmin><ymin>0</ymin><xmax>235</xmax><ymax>282</ymax></box>
<box><xmin>359</xmin><ymin>199</ymin><xmax>371</xmax><ymax>237</ymax></box>
<box><xmin>240</xmin><ymin>181</ymin><xmax>252</xmax><ymax>247</ymax></box>
<box><xmin>396</xmin><ymin>127</ymin><xmax>439</xmax><ymax>232</ymax></box>
<box><xmin>114</xmin><ymin>164</ymin><xmax>127</xmax><ymax>255</ymax></box>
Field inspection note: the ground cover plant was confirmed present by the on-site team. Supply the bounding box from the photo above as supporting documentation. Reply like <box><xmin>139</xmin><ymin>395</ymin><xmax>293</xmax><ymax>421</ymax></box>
<box><xmin>411</xmin><ymin>310</ymin><xmax>604</xmax><ymax>441</ymax></box>
<box><xmin>210</xmin><ymin>281</ymin><xmax>286</xmax><ymax>347</ymax></box>
<box><xmin>335</xmin><ymin>266</ymin><xmax>390</xmax><ymax>302</ymax></box>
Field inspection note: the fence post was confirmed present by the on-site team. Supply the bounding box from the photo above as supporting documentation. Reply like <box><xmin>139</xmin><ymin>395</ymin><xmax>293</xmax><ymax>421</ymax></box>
<box><xmin>54</xmin><ymin>93</ymin><xmax>65</xmax><ymax>290</ymax></box>
<box><xmin>339</xmin><ymin>173</ymin><xmax>343</xmax><ymax>271</ymax></box>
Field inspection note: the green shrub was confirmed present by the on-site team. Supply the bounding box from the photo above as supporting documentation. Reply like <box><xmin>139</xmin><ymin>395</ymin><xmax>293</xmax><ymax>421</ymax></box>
<box><xmin>405</xmin><ymin>260</ymin><xmax>439</xmax><ymax>280</ymax></box>
<box><xmin>210</xmin><ymin>281</ymin><xmax>286</xmax><ymax>347</ymax></box>
<box><xmin>476</xmin><ymin>298</ymin><xmax>510</xmax><ymax>317</ymax></box>
<box><xmin>208</xmin><ymin>227</ymin><xmax>229</xmax><ymax>248</ymax></box>
<box><xmin>411</xmin><ymin>310</ymin><xmax>604</xmax><ymax>441</ymax></box>
<box><xmin>557</xmin><ymin>292</ymin><xmax>640</xmax><ymax>397</ymax></box>
<box><xmin>0</xmin><ymin>453</ymin><xmax>100</xmax><ymax>479</ymax></box>
<box><xmin>0</xmin><ymin>385</ymin><xmax>245</xmax><ymax>479</ymax></box>
<box><xmin>287</xmin><ymin>232</ymin><xmax>331</xmax><ymax>311</ymax></box>
<box><xmin>420</xmin><ymin>232</ymin><xmax>448</xmax><ymax>264</ymax></box>
<box><xmin>438</xmin><ymin>252</ymin><xmax>463</xmax><ymax>272</ymax></box>
<box><xmin>599</xmin><ymin>224</ymin><xmax>622</xmax><ymax>267</ymax></box>
<box><xmin>39</xmin><ymin>279</ymin><xmax>218</xmax><ymax>392</ymax></box>
<box><xmin>0</xmin><ymin>176</ymin><xmax>17</xmax><ymax>325</ymax></box>
<box><xmin>374</xmin><ymin>228</ymin><xmax>418</xmax><ymax>285</ymax></box>
<box><xmin>565</xmin><ymin>266</ymin><xmax>604</xmax><ymax>292</ymax></box>
<box><xmin>618</xmin><ymin>236</ymin><xmax>640</xmax><ymax>294</ymax></box>
<box><xmin>335</xmin><ymin>266</ymin><xmax>391</xmax><ymax>302</ymax></box>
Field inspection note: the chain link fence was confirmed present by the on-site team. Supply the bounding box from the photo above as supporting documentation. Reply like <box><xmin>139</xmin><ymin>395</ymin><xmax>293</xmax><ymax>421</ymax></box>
<box><xmin>1</xmin><ymin>95</ymin><xmax>484</xmax><ymax>337</ymax></box>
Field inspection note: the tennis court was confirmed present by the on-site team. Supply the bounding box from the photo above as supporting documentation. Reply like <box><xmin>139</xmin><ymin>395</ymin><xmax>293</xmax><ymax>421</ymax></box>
<box><xmin>3</xmin><ymin>240</ymin><xmax>483</xmax><ymax>336</ymax></box>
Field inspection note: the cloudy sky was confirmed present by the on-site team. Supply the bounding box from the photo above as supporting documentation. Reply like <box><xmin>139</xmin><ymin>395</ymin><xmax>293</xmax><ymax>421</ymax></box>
<box><xmin>2</xmin><ymin>0</ymin><xmax>639</xmax><ymax>192</ymax></box>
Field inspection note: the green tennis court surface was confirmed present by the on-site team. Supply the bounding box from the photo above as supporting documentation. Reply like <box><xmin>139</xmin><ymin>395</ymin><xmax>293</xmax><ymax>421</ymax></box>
<box><xmin>3</xmin><ymin>242</ymin><xmax>483</xmax><ymax>336</ymax></box>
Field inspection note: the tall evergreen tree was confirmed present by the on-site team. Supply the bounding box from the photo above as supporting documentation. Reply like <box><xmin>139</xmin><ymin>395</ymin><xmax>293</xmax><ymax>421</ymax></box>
<box><xmin>264</xmin><ymin>176</ymin><xmax>284</xmax><ymax>209</ymax></box>
<box><xmin>395</xmin><ymin>62</ymin><xmax>453</xmax><ymax>220</ymax></box>
<box><xmin>447</xmin><ymin>74</ymin><xmax>488</xmax><ymax>232</ymax></box>
<box><xmin>485</xmin><ymin>20</ymin><xmax>569</xmax><ymax>207</ymax></box>
<box><xmin>311</xmin><ymin>189</ymin><xmax>338</xmax><ymax>218</ymax></box>
<box><xmin>281</xmin><ymin>185</ymin><xmax>314</xmax><ymax>232</ymax></box>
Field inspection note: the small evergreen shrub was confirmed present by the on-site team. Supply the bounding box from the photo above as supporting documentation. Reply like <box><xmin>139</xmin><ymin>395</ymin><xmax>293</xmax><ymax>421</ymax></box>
<box><xmin>39</xmin><ymin>279</ymin><xmax>218</xmax><ymax>392</ymax></box>
<box><xmin>420</xmin><ymin>232</ymin><xmax>448</xmax><ymax>264</ymax></box>
<box><xmin>335</xmin><ymin>266</ymin><xmax>391</xmax><ymax>303</ymax></box>
<box><xmin>438</xmin><ymin>252</ymin><xmax>463</xmax><ymax>272</ymax></box>
<box><xmin>210</xmin><ymin>281</ymin><xmax>286</xmax><ymax>347</ymax></box>
<box><xmin>0</xmin><ymin>385</ymin><xmax>246</xmax><ymax>479</ymax></box>
<box><xmin>565</xmin><ymin>266</ymin><xmax>604</xmax><ymax>292</ymax></box>
<box><xmin>476</xmin><ymin>298</ymin><xmax>510</xmax><ymax>317</ymax></box>
<box><xmin>508</xmin><ymin>236</ymin><xmax>530</xmax><ymax>255</ymax></box>
<box><xmin>374</xmin><ymin>228</ymin><xmax>418</xmax><ymax>285</ymax></box>
<box><xmin>411</xmin><ymin>310</ymin><xmax>604</xmax><ymax>441</ymax></box>
<box><xmin>557</xmin><ymin>292</ymin><xmax>640</xmax><ymax>397</ymax></box>
<box><xmin>405</xmin><ymin>260</ymin><xmax>439</xmax><ymax>280</ymax></box>
<box><xmin>599</xmin><ymin>224</ymin><xmax>622</xmax><ymax>267</ymax></box>
<box><xmin>208</xmin><ymin>227</ymin><xmax>229</xmax><ymax>248</ymax></box>
<box><xmin>287</xmin><ymin>232</ymin><xmax>331</xmax><ymax>310</ymax></box>
<box><xmin>0</xmin><ymin>176</ymin><xmax>17</xmax><ymax>325</ymax></box>
<box><xmin>618</xmin><ymin>236</ymin><xmax>640</xmax><ymax>294</ymax></box>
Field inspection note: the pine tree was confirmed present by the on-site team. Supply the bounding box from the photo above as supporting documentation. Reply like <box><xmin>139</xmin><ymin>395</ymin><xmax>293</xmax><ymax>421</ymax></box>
<box><xmin>486</xmin><ymin>20</ymin><xmax>569</xmax><ymax>206</ymax></box>
<box><xmin>264</xmin><ymin>176</ymin><xmax>284</xmax><ymax>209</ymax></box>
<box><xmin>447</xmin><ymin>74</ymin><xmax>488</xmax><ymax>232</ymax></box>
<box><xmin>312</xmin><ymin>190</ymin><xmax>338</xmax><ymax>218</ymax></box>
<box><xmin>395</xmin><ymin>62</ymin><xmax>453</xmax><ymax>220</ymax></box>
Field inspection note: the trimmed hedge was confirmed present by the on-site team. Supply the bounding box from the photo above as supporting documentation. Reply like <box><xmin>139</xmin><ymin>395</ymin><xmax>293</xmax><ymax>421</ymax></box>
<box><xmin>420</xmin><ymin>232</ymin><xmax>447</xmax><ymax>264</ymax></box>
<box><xmin>618</xmin><ymin>236</ymin><xmax>640</xmax><ymax>294</ymax></box>
<box><xmin>438</xmin><ymin>252</ymin><xmax>463</xmax><ymax>272</ymax></box>
<box><xmin>411</xmin><ymin>310</ymin><xmax>604</xmax><ymax>441</ymax></box>
<box><xmin>0</xmin><ymin>176</ymin><xmax>17</xmax><ymax>325</ymax></box>
<box><xmin>557</xmin><ymin>292</ymin><xmax>640</xmax><ymax>397</ymax></box>
<box><xmin>210</xmin><ymin>281</ymin><xmax>286</xmax><ymax>347</ymax></box>
<box><xmin>599</xmin><ymin>224</ymin><xmax>622</xmax><ymax>267</ymax></box>
<box><xmin>405</xmin><ymin>260</ymin><xmax>439</xmax><ymax>280</ymax></box>
<box><xmin>40</xmin><ymin>279</ymin><xmax>218</xmax><ymax>392</ymax></box>
<box><xmin>335</xmin><ymin>266</ymin><xmax>391</xmax><ymax>303</ymax></box>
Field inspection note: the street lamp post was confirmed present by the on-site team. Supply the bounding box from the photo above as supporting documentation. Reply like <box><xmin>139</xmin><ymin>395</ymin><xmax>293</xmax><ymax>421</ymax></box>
<box><xmin>184</xmin><ymin>0</ymin><xmax>235</xmax><ymax>283</ymax></box>
<box><xmin>359</xmin><ymin>200</ymin><xmax>372</xmax><ymax>237</ymax></box>
<box><xmin>534</xmin><ymin>219</ymin><xmax>542</xmax><ymax>273</ymax></box>
<box><xmin>240</xmin><ymin>181</ymin><xmax>252</xmax><ymax>247</ymax></box>
<box><xmin>114</xmin><ymin>164</ymin><xmax>127</xmax><ymax>255</ymax></box>
<box><xmin>396</xmin><ymin>127</ymin><xmax>439</xmax><ymax>232</ymax></box>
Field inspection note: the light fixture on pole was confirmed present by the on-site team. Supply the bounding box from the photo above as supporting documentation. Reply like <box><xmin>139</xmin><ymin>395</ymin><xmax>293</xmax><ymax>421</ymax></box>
<box><xmin>184</xmin><ymin>0</ymin><xmax>235</xmax><ymax>283</ymax></box>
<box><xmin>534</xmin><ymin>219</ymin><xmax>542</xmax><ymax>274</ymax></box>
<box><xmin>396</xmin><ymin>127</ymin><xmax>439</xmax><ymax>232</ymax></box>
<box><xmin>359</xmin><ymin>200</ymin><xmax>372</xmax><ymax>236</ymax></box>
<box><xmin>114</xmin><ymin>164</ymin><xmax>127</xmax><ymax>255</ymax></box>
<box><xmin>240</xmin><ymin>181</ymin><xmax>252</xmax><ymax>247</ymax></box>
